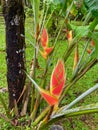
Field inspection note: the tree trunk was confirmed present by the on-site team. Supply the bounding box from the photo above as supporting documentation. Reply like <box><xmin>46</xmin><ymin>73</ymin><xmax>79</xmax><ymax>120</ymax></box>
<box><xmin>2</xmin><ymin>0</ymin><xmax>26</xmax><ymax>110</ymax></box>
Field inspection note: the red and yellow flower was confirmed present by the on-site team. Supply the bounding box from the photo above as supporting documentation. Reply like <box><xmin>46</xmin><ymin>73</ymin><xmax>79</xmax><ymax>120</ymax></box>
<box><xmin>32</xmin><ymin>59</ymin><xmax>66</xmax><ymax>106</ymax></box>
<box><xmin>40</xmin><ymin>28</ymin><xmax>54</xmax><ymax>59</ymax></box>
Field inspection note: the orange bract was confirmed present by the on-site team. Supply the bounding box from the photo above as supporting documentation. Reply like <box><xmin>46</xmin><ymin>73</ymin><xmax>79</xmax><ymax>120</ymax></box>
<box><xmin>73</xmin><ymin>45</ymin><xmax>79</xmax><ymax>71</ymax></box>
<box><xmin>50</xmin><ymin>60</ymin><xmax>65</xmax><ymax>98</ymax></box>
<box><xmin>67</xmin><ymin>30</ymin><xmax>72</xmax><ymax>43</ymax></box>
<box><xmin>39</xmin><ymin>50</ymin><xmax>47</xmax><ymax>59</ymax></box>
<box><xmin>41</xmin><ymin>89</ymin><xmax>58</xmax><ymax>106</ymax></box>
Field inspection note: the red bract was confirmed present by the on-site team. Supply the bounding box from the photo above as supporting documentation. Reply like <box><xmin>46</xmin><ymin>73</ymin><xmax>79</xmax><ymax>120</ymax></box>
<box><xmin>41</xmin><ymin>89</ymin><xmax>58</xmax><ymax>106</ymax></box>
<box><xmin>50</xmin><ymin>60</ymin><xmax>65</xmax><ymax>98</ymax></box>
<box><xmin>41</xmin><ymin>28</ymin><xmax>48</xmax><ymax>48</ymax></box>
<box><xmin>87</xmin><ymin>49</ymin><xmax>92</xmax><ymax>54</ymax></box>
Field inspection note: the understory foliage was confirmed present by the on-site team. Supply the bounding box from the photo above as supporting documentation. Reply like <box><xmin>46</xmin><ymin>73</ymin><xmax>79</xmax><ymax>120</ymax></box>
<box><xmin>0</xmin><ymin>0</ymin><xmax>98</xmax><ymax>129</ymax></box>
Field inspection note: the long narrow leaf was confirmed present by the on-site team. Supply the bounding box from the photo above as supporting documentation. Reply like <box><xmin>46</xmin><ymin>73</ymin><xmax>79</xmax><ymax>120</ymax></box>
<box><xmin>33</xmin><ymin>0</ymin><xmax>40</xmax><ymax>28</ymax></box>
<box><xmin>59</xmin><ymin>83</ymin><xmax>98</xmax><ymax>113</ymax></box>
<box><xmin>51</xmin><ymin>103</ymin><xmax>98</xmax><ymax>119</ymax></box>
<box><xmin>26</xmin><ymin>72</ymin><xmax>41</xmax><ymax>92</ymax></box>
<box><xmin>39</xmin><ymin>103</ymin><xmax>98</xmax><ymax>129</ymax></box>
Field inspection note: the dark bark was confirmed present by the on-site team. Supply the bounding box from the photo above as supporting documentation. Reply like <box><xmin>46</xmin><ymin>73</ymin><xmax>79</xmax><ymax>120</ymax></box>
<box><xmin>23</xmin><ymin>0</ymin><xmax>32</xmax><ymax>8</ymax></box>
<box><xmin>2</xmin><ymin>0</ymin><xmax>26</xmax><ymax>110</ymax></box>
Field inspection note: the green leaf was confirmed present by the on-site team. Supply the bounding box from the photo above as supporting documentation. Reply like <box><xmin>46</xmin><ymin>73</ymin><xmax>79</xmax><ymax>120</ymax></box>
<box><xmin>33</xmin><ymin>0</ymin><xmax>40</xmax><ymax>31</ymax></box>
<box><xmin>40</xmin><ymin>103</ymin><xmax>98</xmax><ymax>129</ymax></box>
<box><xmin>60</xmin><ymin>83</ymin><xmax>98</xmax><ymax>112</ymax></box>
<box><xmin>71</xmin><ymin>24</ymin><xmax>89</xmax><ymax>37</ymax></box>
<box><xmin>84</xmin><ymin>0</ymin><xmax>98</xmax><ymax>17</ymax></box>
<box><xmin>51</xmin><ymin>103</ymin><xmax>98</xmax><ymax>119</ymax></box>
<box><xmin>47</xmin><ymin>0</ymin><xmax>67</xmax><ymax>14</ymax></box>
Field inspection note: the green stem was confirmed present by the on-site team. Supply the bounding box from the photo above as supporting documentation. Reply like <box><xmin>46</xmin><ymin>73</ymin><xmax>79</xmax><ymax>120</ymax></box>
<box><xmin>45</xmin><ymin>9</ymin><xmax>54</xmax><ymax>27</ymax></box>
<box><xmin>33</xmin><ymin>0</ymin><xmax>40</xmax><ymax>33</ymax></box>
<box><xmin>40</xmin><ymin>58</ymin><xmax>51</xmax><ymax>88</ymax></box>
<box><xmin>63</xmin><ymin>38</ymin><xmax>78</xmax><ymax>62</ymax></box>
<box><xmin>82</xmin><ymin>12</ymin><xmax>92</xmax><ymax>25</ymax></box>
<box><xmin>41</xmin><ymin>5</ymin><xmax>49</xmax><ymax>29</ymax></box>
<box><xmin>37</xmin><ymin>106</ymin><xmax>53</xmax><ymax>129</ymax></box>
<box><xmin>77</xmin><ymin>49</ymin><xmax>95</xmax><ymax>74</ymax></box>
<box><xmin>54</xmin><ymin>1</ymin><xmax>74</xmax><ymax>46</ymax></box>
<box><xmin>77</xmin><ymin>59</ymin><xmax>97</xmax><ymax>80</ymax></box>
<box><xmin>32</xmin><ymin>106</ymin><xmax>50</xmax><ymax>127</ymax></box>
<box><xmin>30</xmin><ymin>0</ymin><xmax>41</xmax><ymax>114</ymax></box>
<box><xmin>30</xmin><ymin>94</ymin><xmax>40</xmax><ymax>121</ymax></box>
<box><xmin>73</xmin><ymin>39</ymin><xmax>90</xmax><ymax>78</ymax></box>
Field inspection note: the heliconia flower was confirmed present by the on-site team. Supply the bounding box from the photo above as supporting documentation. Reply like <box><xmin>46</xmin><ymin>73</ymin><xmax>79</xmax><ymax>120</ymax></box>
<box><xmin>50</xmin><ymin>59</ymin><xmax>65</xmax><ymax>98</ymax></box>
<box><xmin>27</xmin><ymin>59</ymin><xmax>65</xmax><ymax>106</ymax></box>
<box><xmin>41</xmin><ymin>89</ymin><xmax>58</xmax><ymax>106</ymax></box>
<box><xmin>67</xmin><ymin>30</ymin><xmax>72</xmax><ymax>44</ymax></box>
<box><xmin>73</xmin><ymin>45</ymin><xmax>79</xmax><ymax>71</ymax></box>
<box><xmin>87</xmin><ymin>49</ymin><xmax>92</xmax><ymax>54</ymax></box>
<box><xmin>87</xmin><ymin>40</ymin><xmax>95</xmax><ymax>54</ymax></box>
<box><xmin>40</xmin><ymin>28</ymin><xmax>54</xmax><ymax>59</ymax></box>
<box><xmin>39</xmin><ymin>47</ymin><xmax>54</xmax><ymax>60</ymax></box>
<box><xmin>40</xmin><ymin>28</ymin><xmax>48</xmax><ymax>48</ymax></box>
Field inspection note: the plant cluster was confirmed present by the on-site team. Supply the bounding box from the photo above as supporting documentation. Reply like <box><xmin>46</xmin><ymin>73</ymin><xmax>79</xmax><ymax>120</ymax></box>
<box><xmin>0</xmin><ymin>0</ymin><xmax>98</xmax><ymax>129</ymax></box>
